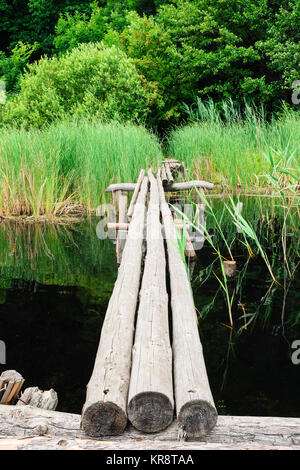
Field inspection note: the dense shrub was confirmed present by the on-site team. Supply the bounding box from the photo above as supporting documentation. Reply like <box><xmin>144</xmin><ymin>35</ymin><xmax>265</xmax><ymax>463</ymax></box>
<box><xmin>1</xmin><ymin>43</ymin><xmax>153</xmax><ymax>127</ymax></box>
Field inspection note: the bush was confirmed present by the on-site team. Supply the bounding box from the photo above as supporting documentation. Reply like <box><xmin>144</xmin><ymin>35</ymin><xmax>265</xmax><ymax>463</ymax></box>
<box><xmin>2</xmin><ymin>43</ymin><xmax>152</xmax><ymax>127</ymax></box>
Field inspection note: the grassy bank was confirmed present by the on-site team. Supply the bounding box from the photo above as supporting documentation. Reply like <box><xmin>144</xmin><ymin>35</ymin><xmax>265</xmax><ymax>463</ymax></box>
<box><xmin>0</xmin><ymin>120</ymin><xmax>162</xmax><ymax>218</ymax></box>
<box><xmin>167</xmin><ymin>103</ymin><xmax>300</xmax><ymax>193</ymax></box>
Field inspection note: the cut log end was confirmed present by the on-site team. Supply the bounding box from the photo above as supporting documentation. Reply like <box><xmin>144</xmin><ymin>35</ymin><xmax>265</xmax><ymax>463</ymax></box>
<box><xmin>223</xmin><ymin>260</ymin><xmax>237</xmax><ymax>278</ymax></box>
<box><xmin>128</xmin><ymin>392</ymin><xmax>174</xmax><ymax>433</ymax></box>
<box><xmin>178</xmin><ymin>400</ymin><xmax>218</xmax><ymax>437</ymax></box>
<box><xmin>81</xmin><ymin>401</ymin><xmax>127</xmax><ymax>437</ymax></box>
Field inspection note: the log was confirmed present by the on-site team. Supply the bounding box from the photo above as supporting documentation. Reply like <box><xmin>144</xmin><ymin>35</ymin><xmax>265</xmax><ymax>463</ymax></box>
<box><xmin>223</xmin><ymin>260</ymin><xmax>237</xmax><ymax>278</ymax></box>
<box><xmin>164</xmin><ymin>164</ymin><xmax>174</xmax><ymax>185</ymax></box>
<box><xmin>0</xmin><ymin>370</ymin><xmax>24</xmax><ymax>405</ymax></box>
<box><xmin>0</xmin><ymin>406</ymin><xmax>300</xmax><ymax>449</ymax></box>
<box><xmin>106</xmin><ymin>180</ymin><xmax>214</xmax><ymax>193</ymax></box>
<box><xmin>106</xmin><ymin>183</ymin><xmax>136</xmax><ymax>193</ymax></box>
<box><xmin>127</xmin><ymin>170</ymin><xmax>145</xmax><ymax>219</ymax></box>
<box><xmin>157</xmin><ymin>170</ymin><xmax>217</xmax><ymax>438</ymax></box>
<box><xmin>107</xmin><ymin>221</ymin><xmax>190</xmax><ymax>231</ymax></box>
<box><xmin>17</xmin><ymin>387</ymin><xmax>58</xmax><ymax>410</ymax></box>
<box><xmin>81</xmin><ymin>177</ymin><xmax>149</xmax><ymax>437</ymax></box>
<box><xmin>165</xmin><ymin>181</ymin><xmax>214</xmax><ymax>192</ymax></box>
<box><xmin>161</xmin><ymin>165</ymin><xmax>168</xmax><ymax>186</ymax></box>
<box><xmin>235</xmin><ymin>202</ymin><xmax>244</xmax><ymax>234</ymax></box>
<box><xmin>116</xmin><ymin>191</ymin><xmax>127</xmax><ymax>265</ymax></box>
<box><xmin>185</xmin><ymin>231</ymin><xmax>197</xmax><ymax>260</ymax></box>
<box><xmin>127</xmin><ymin>170</ymin><xmax>173</xmax><ymax>433</ymax></box>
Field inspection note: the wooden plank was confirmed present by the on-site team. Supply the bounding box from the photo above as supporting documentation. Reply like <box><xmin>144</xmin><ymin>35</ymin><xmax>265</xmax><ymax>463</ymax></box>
<box><xmin>127</xmin><ymin>170</ymin><xmax>173</xmax><ymax>433</ymax></box>
<box><xmin>81</xmin><ymin>177</ymin><xmax>149</xmax><ymax>437</ymax></box>
<box><xmin>1</xmin><ymin>406</ymin><xmax>300</xmax><ymax>449</ymax></box>
<box><xmin>157</xmin><ymin>170</ymin><xmax>217</xmax><ymax>438</ymax></box>
<box><xmin>127</xmin><ymin>170</ymin><xmax>145</xmax><ymax>219</ymax></box>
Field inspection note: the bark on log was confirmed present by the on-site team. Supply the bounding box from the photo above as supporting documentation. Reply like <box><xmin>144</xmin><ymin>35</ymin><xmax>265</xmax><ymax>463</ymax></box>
<box><xmin>1</xmin><ymin>406</ymin><xmax>300</xmax><ymax>449</ymax></box>
<box><xmin>127</xmin><ymin>170</ymin><xmax>173</xmax><ymax>433</ymax></box>
<box><xmin>127</xmin><ymin>170</ymin><xmax>145</xmax><ymax>219</ymax></box>
<box><xmin>81</xmin><ymin>177</ymin><xmax>149</xmax><ymax>437</ymax></box>
<box><xmin>157</xmin><ymin>171</ymin><xmax>217</xmax><ymax>438</ymax></box>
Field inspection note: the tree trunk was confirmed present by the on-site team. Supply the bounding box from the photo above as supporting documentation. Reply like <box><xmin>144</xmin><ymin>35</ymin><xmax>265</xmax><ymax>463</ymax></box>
<box><xmin>81</xmin><ymin>177</ymin><xmax>149</xmax><ymax>437</ymax></box>
<box><xmin>127</xmin><ymin>170</ymin><xmax>173</xmax><ymax>433</ymax></box>
<box><xmin>157</xmin><ymin>171</ymin><xmax>218</xmax><ymax>438</ymax></box>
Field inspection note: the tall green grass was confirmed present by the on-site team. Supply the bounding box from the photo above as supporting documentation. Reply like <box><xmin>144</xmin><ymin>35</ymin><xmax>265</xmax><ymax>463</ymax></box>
<box><xmin>168</xmin><ymin>100</ymin><xmax>300</xmax><ymax>192</ymax></box>
<box><xmin>0</xmin><ymin>120</ymin><xmax>162</xmax><ymax>217</ymax></box>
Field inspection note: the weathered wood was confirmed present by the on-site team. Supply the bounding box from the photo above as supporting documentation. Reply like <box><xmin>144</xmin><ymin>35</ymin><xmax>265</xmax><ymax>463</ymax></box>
<box><xmin>223</xmin><ymin>260</ymin><xmax>237</xmax><ymax>278</ymax></box>
<box><xmin>106</xmin><ymin>183</ymin><xmax>136</xmax><ymax>192</ymax></box>
<box><xmin>0</xmin><ymin>370</ymin><xmax>24</xmax><ymax>405</ymax></box>
<box><xmin>107</xmin><ymin>221</ymin><xmax>189</xmax><ymax>232</ymax></box>
<box><xmin>116</xmin><ymin>190</ymin><xmax>128</xmax><ymax>265</ymax></box>
<box><xmin>106</xmin><ymin>180</ymin><xmax>214</xmax><ymax>193</ymax></box>
<box><xmin>127</xmin><ymin>170</ymin><xmax>145</xmax><ymax>219</ymax></box>
<box><xmin>161</xmin><ymin>165</ymin><xmax>168</xmax><ymax>186</ymax></box>
<box><xmin>157</xmin><ymin>170</ymin><xmax>217</xmax><ymax>438</ymax></box>
<box><xmin>235</xmin><ymin>202</ymin><xmax>244</xmax><ymax>233</ymax></box>
<box><xmin>1</xmin><ymin>406</ymin><xmax>300</xmax><ymax>449</ymax></box>
<box><xmin>81</xmin><ymin>177</ymin><xmax>149</xmax><ymax>437</ymax></box>
<box><xmin>127</xmin><ymin>170</ymin><xmax>173</xmax><ymax>433</ymax></box>
<box><xmin>185</xmin><ymin>231</ymin><xmax>197</xmax><ymax>260</ymax></box>
<box><xmin>164</xmin><ymin>164</ymin><xmax>174</xmax><ymax>185</ymax></box>
<box><xmin>165</xmin><ymin>180</ymin><xmax>214</xmax><ymax>192</ymax></box>
<box><xmin>17</xmin><ymin>387</ymin><xmax>58</xmax><ymax>410</ymax></box>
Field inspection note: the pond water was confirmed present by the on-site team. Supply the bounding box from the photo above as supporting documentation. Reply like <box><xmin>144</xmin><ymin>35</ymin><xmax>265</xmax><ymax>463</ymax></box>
<box><xmin>0</xmin><ymin>196</ymin><xmax>299</xmax><ymax>417</ymax></box>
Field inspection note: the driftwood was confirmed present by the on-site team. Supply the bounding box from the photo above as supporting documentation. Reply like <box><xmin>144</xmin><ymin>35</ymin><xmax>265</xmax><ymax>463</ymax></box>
<box><xmin>0</xmin><ymin>370</ymin><xmax>24</xmax><ymax>405</ymax></box>
<box><xmin>0</xmin><ymin>406</ymin><xmax>300</xmax><ymax>449</ymax></box>
<box><xmin>17</xmin><ymin>387</ymin><xmax>58</xmax><ymax>410</ymax></box>
<box><xmin>106</xmin><ymin>180</ymin><xmax>214</xmax><ymax>193</ymax></box>
<box><xmin>81</xmin><ymin>177</ymin><xmax>149</xmax><ymax>437</ymax></box>
<box><xmin>157</xmin><ymin>170</ymin><xmax>218</xmax><ymax>438</ymax></box>
<box><xmin>127</xmin><ymin>169</ymin><xmax>145</xmax><ymax>219</ymax></box>
<box><xmin>127</xmin><ymin>170</ymin><xmax>173</xmax><ymax>433</ymax></box>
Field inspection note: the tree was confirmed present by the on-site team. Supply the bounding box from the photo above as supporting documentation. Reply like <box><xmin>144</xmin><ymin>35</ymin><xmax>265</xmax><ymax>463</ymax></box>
<box><xmin>2</xmin><ymin>43</ymin><xmax>153</xmax><ymax>127</ymax></box>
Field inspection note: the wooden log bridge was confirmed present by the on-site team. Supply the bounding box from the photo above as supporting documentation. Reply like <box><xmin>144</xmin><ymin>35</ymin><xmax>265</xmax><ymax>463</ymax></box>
<box><xmin>81</xmin><ymin>160</ymin><xmax>216</xmax><ymax>439</ymax></box>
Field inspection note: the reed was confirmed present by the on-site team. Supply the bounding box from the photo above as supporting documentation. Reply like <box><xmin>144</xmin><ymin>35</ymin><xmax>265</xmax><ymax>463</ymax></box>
<box><xmin>0</xmin><ymin>120</ymin><xmax>162</xmax><ymax>218</ymax></box>
<box><xmin>168</xmin><ymin>100</ymin><xmax>300</xmax><ymax>192</ymax></box>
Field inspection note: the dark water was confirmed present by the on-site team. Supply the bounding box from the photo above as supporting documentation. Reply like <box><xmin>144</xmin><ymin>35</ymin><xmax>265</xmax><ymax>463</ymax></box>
<box><xmin>0</xmin><ymin>198</ymin><xmax>299</xmax><ymax>417</ymax></box>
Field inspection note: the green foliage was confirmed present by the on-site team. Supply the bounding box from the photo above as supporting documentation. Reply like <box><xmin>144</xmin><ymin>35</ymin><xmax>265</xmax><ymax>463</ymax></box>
<box><xmin>257</xmin><ymin>0</ymin><xmax>300</xmax><ymax>97</ymax></box>
<box><xmin>0</xmin><ymin>41</ymin><xmax>39</xmax><ymax>93</ymax></box>
<box><xmin>1</xmin><ymin>43</ymin><xmax>153</xmax><ymax>127</ymax></box>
